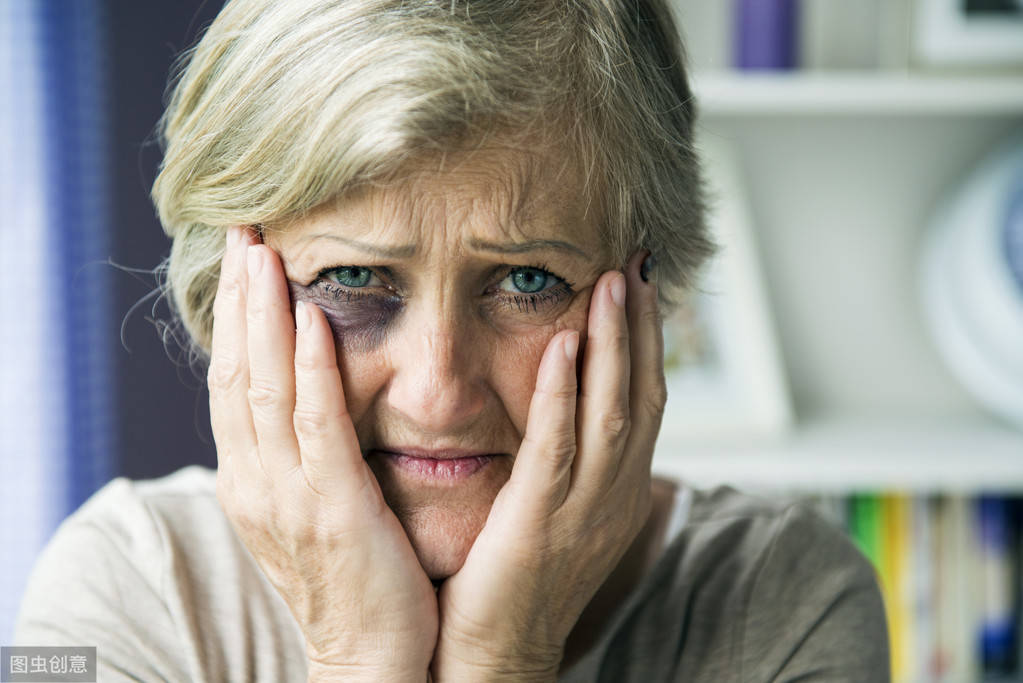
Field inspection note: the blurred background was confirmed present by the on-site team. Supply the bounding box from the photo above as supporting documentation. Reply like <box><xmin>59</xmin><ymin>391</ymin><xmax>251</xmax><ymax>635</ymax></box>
<box><xmin>2</xmin><ymin>1</ymin><xmax>1022</xmax><ymax>681</ymax></box>
<box><xmin>1</xmin><ymin>0</ymin><xmax>222</xmax><ymax>646</ymax></box>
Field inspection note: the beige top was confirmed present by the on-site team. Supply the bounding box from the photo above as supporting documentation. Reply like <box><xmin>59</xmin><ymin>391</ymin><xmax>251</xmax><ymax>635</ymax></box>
<box><xmin>14</xmin><ymin>465</ymin><xmax>889</xmax><ymax>681</ymax></box>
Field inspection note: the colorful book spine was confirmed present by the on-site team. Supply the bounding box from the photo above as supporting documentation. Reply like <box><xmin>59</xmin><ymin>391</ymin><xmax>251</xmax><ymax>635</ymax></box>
<box><xmin>978</xmin><ymin>496</ymin><xmax>1017</xmax><ymax>676</ymax></box>
<box><xmin>848</xmin><ymin>494</ymin><xmax>882</xmax><ymax>569</ymax></box>
<box><xmin>912</xmin><ymin>496</ymin><xmax>936</xmax><ymax>682</ymax></box>
<box><xmin>881</xmin><ymin>494</ymin><xmax>914</xmax><ymax>683</ymax></box>
<box><xmin>819</xmin><ymin>492</ymin><xmax>1023</xmax><ymax>681</ymax></box>
<box><xmin>935</xmin><ymin>495</ymin><xmax>980</xmax><ymax>683</ymax></box>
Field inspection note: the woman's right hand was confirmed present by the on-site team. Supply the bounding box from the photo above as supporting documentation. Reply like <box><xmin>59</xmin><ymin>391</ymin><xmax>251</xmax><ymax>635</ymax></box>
<box><xmin>208</xmin><ymin>225</ymin><xmax>437</xmax><ymax>682</ymax></box>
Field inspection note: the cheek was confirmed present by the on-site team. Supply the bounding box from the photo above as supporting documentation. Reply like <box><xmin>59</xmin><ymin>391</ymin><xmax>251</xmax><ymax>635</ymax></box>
<box><xmin>488</xmin><ymin>287</ymin><xmax>594</xmax><ymax>435</ymax></box>
<box><xmin>287</xmin><ymin>282</ymin><xmax>397</xmax><ymax>419</ymax></box>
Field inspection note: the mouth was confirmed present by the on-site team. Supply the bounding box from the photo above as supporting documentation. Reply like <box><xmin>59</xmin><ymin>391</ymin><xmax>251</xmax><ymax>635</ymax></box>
<box><xmin>367</xmin><ymin>448</ymin><xmax>502</xmax><ymax>482</ymax></box>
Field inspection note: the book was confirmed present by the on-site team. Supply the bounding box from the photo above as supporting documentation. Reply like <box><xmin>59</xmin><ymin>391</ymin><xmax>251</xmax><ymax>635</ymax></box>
<box><xmin>978</xmin><ymin>495</ymin><xmax>1017</xmax><ymax>676</ymax></box>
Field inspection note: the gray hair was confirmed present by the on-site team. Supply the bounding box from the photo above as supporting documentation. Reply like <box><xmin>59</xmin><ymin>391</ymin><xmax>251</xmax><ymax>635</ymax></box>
<box><xmin>151</xmin><ymin>0</ymin><xmax>715</xmax><ymax>358</ymax></box>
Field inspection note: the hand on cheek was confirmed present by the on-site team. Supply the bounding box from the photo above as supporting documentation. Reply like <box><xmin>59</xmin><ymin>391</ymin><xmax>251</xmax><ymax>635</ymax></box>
<box><xmin>431</xmin><ymin>249</ymin><xmax>664</xmax><ymax>681</ymax></box>
<box><xmin>208</xmin><ymin>226</ymin><xmax>438</xmax><ymax>681</ymax></box>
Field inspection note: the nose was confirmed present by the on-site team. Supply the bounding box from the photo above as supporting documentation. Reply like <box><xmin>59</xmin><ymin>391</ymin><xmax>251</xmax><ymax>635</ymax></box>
<box><xmin>384</xmin><ymin>309</ymin><xmax>487</xmax><ymax>436</ymax></box>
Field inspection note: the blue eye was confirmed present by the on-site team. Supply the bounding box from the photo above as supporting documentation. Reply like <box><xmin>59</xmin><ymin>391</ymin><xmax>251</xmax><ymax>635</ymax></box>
<box><xmin>500</xmin><ymin>266</ymin><xmax>551</xmax><ymax>294</ymax></box>
<box><xmin>496</xmin><ymin>265</ymin><xmax>575</xmax><ymax>314</ymax></box>
<box><xmin>326</xmin><ymin>266</ymin><xmax>375</xmax><ymax>288</ymax></box>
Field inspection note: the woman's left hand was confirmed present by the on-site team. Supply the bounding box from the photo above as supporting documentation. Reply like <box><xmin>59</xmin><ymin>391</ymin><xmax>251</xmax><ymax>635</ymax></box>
<box><xmin>430</xmin><ymin>250</ymin><xmax>665</xmax><ymax>682</ymax></box>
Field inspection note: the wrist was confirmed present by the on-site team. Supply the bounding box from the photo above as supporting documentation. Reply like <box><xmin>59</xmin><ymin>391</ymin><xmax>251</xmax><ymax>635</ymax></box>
<box><xmin>306</xmin><ymin>656</ymin><xmax>429</xmax><ymax>683</ymax></box>
<box><xmin>430</xmin><ymin>662</ymin><xmax>559</xmax><ymax>683</ymax></box>
<box><xmin>429</xmin><ymin>646</ymin><xmax>562</xmax><ymax>683</ymax></box>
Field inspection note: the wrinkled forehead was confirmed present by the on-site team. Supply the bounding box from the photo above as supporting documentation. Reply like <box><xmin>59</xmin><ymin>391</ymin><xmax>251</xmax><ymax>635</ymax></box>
<box><xmin>310</xmin><ymin>141</ymin><xmax>604</xmax><ymax>258</ymax></box>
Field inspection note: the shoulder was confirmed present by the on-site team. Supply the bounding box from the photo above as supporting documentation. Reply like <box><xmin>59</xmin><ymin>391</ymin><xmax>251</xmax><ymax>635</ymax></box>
<box><xmin>13</xmin><ymin>466</ymin><xmax>219</xmax><ymax>677</ymax></box>
<box><xmin>75</xmin><ymin>463</ymin><xmax>220</xmax><ymax>539</ymax></box>
<box><xmin>729</xmin><ymin>492</ymin><xmax>890</xmax><ymax>682</ymax></box>
<box><xmin>594</xmin><ymin>483</ymin><xmax>889</xmax><ymax>682</ymax></box>
<box><xmin>17</xmin><ymin>464</ymin><xmax>221</xmax><ymax>607</ymax></box>
<box><xmin>22</xmin><ymin>465</ymin><xmax>225</xmax><ymax>589</ymax></box>
<box><xmin>15</xmin><ymin>466</ymin><xmax>306</xmax><ymax>681</ymax></box>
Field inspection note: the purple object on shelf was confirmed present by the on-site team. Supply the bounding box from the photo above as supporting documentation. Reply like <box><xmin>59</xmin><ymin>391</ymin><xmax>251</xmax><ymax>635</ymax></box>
<box><xmin>734</xmin><ymin>0</ymin><xmax>800</xmax><ymax>70</ymax></box>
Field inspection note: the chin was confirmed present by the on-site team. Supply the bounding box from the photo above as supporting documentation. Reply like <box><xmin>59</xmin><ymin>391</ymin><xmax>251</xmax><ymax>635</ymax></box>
<box><xmin>366</xmin><ymin>451</ymin><xmax>514</xmax><ymax>579</ymax></box>
<box><xmin>397</xmin><ymin>504</ymin><xmax>491</xmax><ymax>579</ymax></box>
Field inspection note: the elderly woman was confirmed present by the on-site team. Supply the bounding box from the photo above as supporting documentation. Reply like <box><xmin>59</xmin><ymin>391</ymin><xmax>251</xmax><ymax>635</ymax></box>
<box><xmin>15</xmin><ymin>0</ymin><xmax>889</xmax><ymax>681</ymax></box>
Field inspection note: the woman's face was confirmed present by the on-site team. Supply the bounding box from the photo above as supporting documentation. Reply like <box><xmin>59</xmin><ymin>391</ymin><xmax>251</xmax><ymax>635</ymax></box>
<box><xmin>264</xmin><ymin>146</ymin><xmax>609</xmax><ymax>579</ymax></box>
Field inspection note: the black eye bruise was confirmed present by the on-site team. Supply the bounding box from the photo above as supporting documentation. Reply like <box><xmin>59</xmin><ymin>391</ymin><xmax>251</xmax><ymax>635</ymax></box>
<box><xmin>320</xmin><ymin>282</ymin><xmax>372</xmax><ymax>303</ymax></box>
<box><xmin>286</xmin><ymin>279</ymin><xmax>404</xmax><ymax>353</ymax></box>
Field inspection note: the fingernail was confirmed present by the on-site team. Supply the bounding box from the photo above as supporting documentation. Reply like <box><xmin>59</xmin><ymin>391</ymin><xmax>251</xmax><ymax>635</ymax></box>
<box><xmin>563</xmin><ymin>331</ymin><xmax>579</xmax><ymax>362</ymax></box>
<box><xmin>295</xmin><ymin>301</ymin><xmax>310</xmax><ymax>331</ymax></box>
<box><xmin>247</xmin><ymin>245</ymin><xmax>263</xmax><ymax>277</ymax></box>
<box><xmin>609</xmin><ymin>272</ymin><xmax>626</xmax><ymax>308</ymax></box>
<box><xmin>640</xmin><ymin>252</ymin><xmax>656</xmax><ymax>283</ymax></box>
<box><xmin>227</xmin><ymin>226</ymin><xmax>240</xmax><ymax>249</ymax></box>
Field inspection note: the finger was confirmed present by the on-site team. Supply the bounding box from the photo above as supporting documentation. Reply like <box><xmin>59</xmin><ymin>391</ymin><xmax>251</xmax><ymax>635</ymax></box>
<box><xmin>208</xmin><ymin>226</ymin><xmax>259</xmax><ymax>479</ymax></box>
<box><xmin>293</xmin><ymin>300</ymin><xmax>375</xmax><ymax>501</ymax></box>
<box><xmin>507</xmin><ymin>329</ymin><xmax>580</xmax><ymax>513</ymax></box>
<box><xmin>624</xmin><ymin>249</ymin><xmax>666</xmax><ymax>474</ymax></box>
<box><xmin>570</xmin><ymin>269</ymin><xmax>631</xmax><ymax>495</ymax></box>
<box><xmin>245</xmin><ymin>242</ymin><xmax>301</xmax><ymax>480</ymax></box>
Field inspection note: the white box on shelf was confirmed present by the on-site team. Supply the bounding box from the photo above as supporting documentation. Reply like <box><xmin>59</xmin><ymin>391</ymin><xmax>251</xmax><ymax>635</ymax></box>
<box><xmin>659</xmin><ymin>135</ymin><xmax>794</xmax><ymax>441</ymax></box>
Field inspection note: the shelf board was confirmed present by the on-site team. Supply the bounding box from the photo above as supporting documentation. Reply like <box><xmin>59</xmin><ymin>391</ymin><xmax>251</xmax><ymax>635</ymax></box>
<box><xmin>691</xmin><ymin>71</ymin><xmax>1023</xmax><ymax>116</ymax></box>
<box><xmin>651</xmin><ymin>416</ymin><xmax>1023</xmax><ymax>493</ymax></box>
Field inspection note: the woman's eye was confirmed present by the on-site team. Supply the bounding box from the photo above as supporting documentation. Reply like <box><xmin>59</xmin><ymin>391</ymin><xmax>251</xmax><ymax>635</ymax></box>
<box><xmin>494</xmin><ymin>265</ymin><xmax>574</xmax><ymax>314</ymax></box>
<box><xmin>324</xmin><ymin>266</ymin><xmax>378</xmax><ymax>288</ymax></box>
<box><xmin>498</xmin><ymin>266</ymin><xmax>556</xmax><ymax>294</ymax></box>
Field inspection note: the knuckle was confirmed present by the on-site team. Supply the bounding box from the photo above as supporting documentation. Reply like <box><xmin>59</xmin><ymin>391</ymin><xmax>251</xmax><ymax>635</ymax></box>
<box><xmin>522</xmin><ymin>428</ymin><xmax>575</xmax><ymax>460</ymax></box>
<box><xmin>546</xmin><ymin>425</ymin><xmax>577</xmax><ymax>457</ymax></box>
<box><xmin>246</xmin><ymin>381</ymin><xmax>282</xmax><ymax>410</ymax></box>
<box><xmin>217</xmin><ymin>273</ymin><xmax>244</xmax><ymax>306</ymax></box>
<box><xmin>609</xmin><ymin>326</ymin><xmax>630</xmax><ymax>354</ymax></box>
<box><xmin>246</xmin><ymin>289</ymin><xmax>268</xmax><ymax>322</ymax></box>
<box><xmin>601</xmin><ymin>408</ymin><xmax>631</xmax><ymax>440</ymax></box>
<box><xmin>639</xmin><ymin>306</ymin><xmax>663</xmax><ymax>330</ymax></box>
<box><xmin>207</xmin><ymin>357</ymin><xmax>245</xmax><ymax>393</ymax></box>
<box><xmin>294</xmin><ymin>348</ymin><xmax>331</xmax><ymax>374</ymax></box>
<box><xmin>644</xmin><ymin>381</ymin><xmax>668</xmax><ymax>418</ymax></box>
<box><xmin>540</xmin><ymin>385</ymin><xmax>579</xmax><ymax>402</ymax></box>
<box><xmin>292</xmin><ymin>406</ymin><xmax>333</xmax><ymax>441</ymax></box>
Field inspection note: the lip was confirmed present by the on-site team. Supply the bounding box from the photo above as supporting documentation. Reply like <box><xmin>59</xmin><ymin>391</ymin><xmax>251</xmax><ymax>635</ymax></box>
<box><xmin>368</xmin><ymin>448</ymin><xmax>498</xmax><ymax>482</ymax></box>
<box><xmin>376</xmin><ymin>447</ymin><xmax>493</xmax><ymax>460</ymax></box>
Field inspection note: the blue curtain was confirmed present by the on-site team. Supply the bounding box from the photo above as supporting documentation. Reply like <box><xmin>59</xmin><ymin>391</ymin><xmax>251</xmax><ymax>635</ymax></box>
<box><xmin>0</xmin><ymin>0</ymin><xmax>115</xmax><ymax>642</ymax></box>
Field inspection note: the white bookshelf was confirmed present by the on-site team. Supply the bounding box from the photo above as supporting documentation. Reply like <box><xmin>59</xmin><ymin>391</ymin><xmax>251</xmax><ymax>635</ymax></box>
<box><xmin>692</xmin><ymin>71</ymin><xmax>1023</xmax><ymax>116</ymax></box>
<box><xmin>653</xmin><ymin>416</ymin><xmax>1023</xmax><ymax>493</ymax></box>
<box><xmin>652</xmin><ymin>70</ymin><xmax>1023</xmax><ymax>493</ymax></box>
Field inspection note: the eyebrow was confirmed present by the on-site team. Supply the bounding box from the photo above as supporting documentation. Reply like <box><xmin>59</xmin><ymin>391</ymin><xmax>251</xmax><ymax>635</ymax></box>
<box><xmin>299</xmin><ymin>233</ymin><xmax>590</xmax><ymax>260</ymax></box>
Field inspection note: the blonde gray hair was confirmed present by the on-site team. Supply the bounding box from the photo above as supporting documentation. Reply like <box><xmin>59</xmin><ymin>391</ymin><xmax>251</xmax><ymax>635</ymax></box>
<box><xmin>152</xmin><ymin>0</ymin><xmax>714</xmax><ymax>358</ymax></box>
